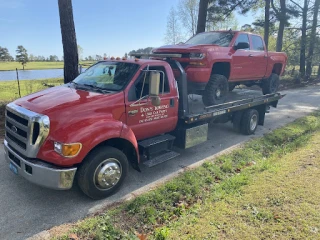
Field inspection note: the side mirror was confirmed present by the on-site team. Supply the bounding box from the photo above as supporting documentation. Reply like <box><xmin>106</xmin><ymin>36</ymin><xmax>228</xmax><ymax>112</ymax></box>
<box><xmin>149</xmin><ymin>71</ymin><xmax>161</xmax><ymax>106</ymax></box>
<box><xmin>234</xmin><ymin>42</ymin><xmax>250</xmax><ymax>50</ymax></box>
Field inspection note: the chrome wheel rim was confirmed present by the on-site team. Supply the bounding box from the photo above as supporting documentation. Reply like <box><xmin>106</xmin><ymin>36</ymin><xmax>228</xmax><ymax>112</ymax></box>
<box><xmin>93</xmin><ymin>158</ymin><xmax>122</xmax><ymax>190</ymax></box>
<box><xmin>250</xmin><ymin>114</ymin><xmax>258</xmax><ymax>131</ymax></box>
<box><xmin>216</xmin><ymin>88</ymin><xmax>221</xmax><ymax>98</ymax></box>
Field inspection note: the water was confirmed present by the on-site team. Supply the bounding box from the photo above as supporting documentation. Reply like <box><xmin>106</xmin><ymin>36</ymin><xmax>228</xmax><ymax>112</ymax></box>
<box><xmin>0</xmin><ymin>69</ymin><xmax>65</xmax><ymax>81</ymax></box>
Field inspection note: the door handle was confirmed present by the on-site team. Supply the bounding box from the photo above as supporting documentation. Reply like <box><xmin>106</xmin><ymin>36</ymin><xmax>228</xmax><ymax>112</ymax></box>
<box><xmin>128</xmin><ymin>109</ymin><xmax>138</xmax><ymax>116</ymax></box>
<box><xmin>248</xmin><ymin>54</ymin><xmax>253</xmax><ymax>57</ymax></box>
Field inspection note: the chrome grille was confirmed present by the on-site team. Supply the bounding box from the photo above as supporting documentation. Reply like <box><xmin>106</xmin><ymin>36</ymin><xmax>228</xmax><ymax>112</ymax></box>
<box><xmin>4</xmin><ymin>103</ymin><xmax>50</xmax><ymax>158</ymax></box>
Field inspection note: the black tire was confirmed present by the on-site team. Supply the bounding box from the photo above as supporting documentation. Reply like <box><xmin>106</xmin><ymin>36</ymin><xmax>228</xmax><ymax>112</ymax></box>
<box><xmin>229</xmin><ymin>83</ymin><xmax>236</xmax><ymax>92</ymax></box>
<box><xmin>202</xmin><ymin>74</ymin><xmax>229</xmax><ymax>106</ymax></box>
<box><xmin>240</xmin><ymin>109</ymin><xmax>259</xmax><ymax>135</ymax></box>
<box><xmin>262</xmin><ymin>73</ymin><xmax>280</xmax><ymax>95</ymax></box>
<box><xmin>77</xmin><ymin>146</ymin><xmax>129</xmax><ymax>200</ymax></box>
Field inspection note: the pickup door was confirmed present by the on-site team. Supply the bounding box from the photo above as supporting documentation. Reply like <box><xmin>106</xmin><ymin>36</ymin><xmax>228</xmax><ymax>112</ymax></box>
<box><xmin>124</xmin><ymin>64</ymin><xmax>179</xmax><ymax>140</ymax></box>
<box><xmin>248</xmin><ymin>35</ymin><xmax>268</xmax><ymax>79</ymax></box>
<box><xmin>230</xmin><ymin>34</ymin><xmax>268</xmax><ymax>80</ymax></box>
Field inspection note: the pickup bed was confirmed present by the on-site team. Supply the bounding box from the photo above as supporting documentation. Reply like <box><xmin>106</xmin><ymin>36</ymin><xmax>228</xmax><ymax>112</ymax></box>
<box><xmin>152</xmin><ymin>31</ymin><xmax>287</xmax><ymax>106</ymax></box>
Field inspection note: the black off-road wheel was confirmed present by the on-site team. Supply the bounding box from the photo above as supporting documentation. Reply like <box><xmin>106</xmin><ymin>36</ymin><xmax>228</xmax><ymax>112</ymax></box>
<box><xmin>202</xmin><ymin>74</ymin><xmax>229</xmax><ymax>106</ymax></box>
<box><xmin>262</xmin><ymin>73</ymin><xmax>280</xmax><ymax>95</ymax></box>
<box><xmin>77</xmin><ymin>146</ymin><xmax>129</xmax><ymax>200</ymax></box>
<box><xmin>240</xmin><ymin>109</ymin><xmax>259</xmax><ymax>135</ymax></box>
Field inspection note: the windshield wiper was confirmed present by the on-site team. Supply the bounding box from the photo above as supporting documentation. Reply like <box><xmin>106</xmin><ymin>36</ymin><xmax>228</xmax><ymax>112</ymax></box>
<box><xmin>82</xmin><ymin>84</ymin><xmax>110</xmax><ymax>94</ymax></box>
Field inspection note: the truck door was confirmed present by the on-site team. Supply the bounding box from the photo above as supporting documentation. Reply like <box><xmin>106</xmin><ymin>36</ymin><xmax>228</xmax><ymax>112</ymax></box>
<box><xmin>230</xmin><ymin>33</ymin><xmax>252</xmax><ymax>80</ymax></box>
<box><xmin>124</xmin><ymin>65</ymin><xmax>178</xmax><ymax>140</ymax></box>
<box><xmin>249</xmin><ymin>35</ymin><xmax>268</xmax><ymax>79</ymax></box>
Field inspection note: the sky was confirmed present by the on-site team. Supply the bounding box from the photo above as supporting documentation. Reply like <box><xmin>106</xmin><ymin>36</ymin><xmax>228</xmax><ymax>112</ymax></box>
<box><xmin>0</xmin><ymin>0</ymin><xmax>258</xmax><ymax>59</ymax></box>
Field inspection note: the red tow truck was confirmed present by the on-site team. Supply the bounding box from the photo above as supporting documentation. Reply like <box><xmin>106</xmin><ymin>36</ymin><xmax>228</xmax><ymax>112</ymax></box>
<box><xmin>153</xmin><ymin>30</ymin><xmax>287</xmax><ymax>106</ymax></box>
<box><xmin>4</xmin><ymin>55</ymin><xmax>284</xmax><ymax>199</ymax></box>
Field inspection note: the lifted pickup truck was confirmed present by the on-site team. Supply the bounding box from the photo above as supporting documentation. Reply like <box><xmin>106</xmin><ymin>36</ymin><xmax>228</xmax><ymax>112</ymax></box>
<box><xmin>152</xmin><ymin>30</ymin><xmax>287</xmax><ymax>106</ymax></box>
<box><xmin>4</xmin><ymin>55</ymin><xmax>284</xmax><ymax>199</ymax></box>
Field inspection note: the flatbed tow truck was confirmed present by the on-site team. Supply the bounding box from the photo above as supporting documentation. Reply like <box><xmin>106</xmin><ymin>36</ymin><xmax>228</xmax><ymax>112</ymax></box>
<box><xmin>4</xmin><ymin>54</ymin><xmax>284</xmax><ymax>199</ymax></box>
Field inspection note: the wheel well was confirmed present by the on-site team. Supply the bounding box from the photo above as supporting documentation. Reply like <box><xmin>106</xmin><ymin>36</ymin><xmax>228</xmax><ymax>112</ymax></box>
<box><xmin>89</xmin><ymin>138</ymin><xmax>138</xmax><ymax>168</ymax></box>
<box><xmin>211</xmin><ymin>62</ymin><xmax>230</xmax><ymax>79</ymax></box>
<box><xmin>272</xmin><ymin>63</ymin><xmax>282</xmax><ymax>75</ymax></box>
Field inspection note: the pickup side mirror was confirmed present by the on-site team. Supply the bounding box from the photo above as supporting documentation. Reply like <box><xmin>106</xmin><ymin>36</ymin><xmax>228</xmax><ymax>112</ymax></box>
<box><xmin>149</xmin><ymin>71</ymin><xmax>161</xmax><ymax>106</ymax></box>
<box><xmin>234</xmin><ymin>42</ymin><xmax>250</xmax><ymax>50</ymax></box>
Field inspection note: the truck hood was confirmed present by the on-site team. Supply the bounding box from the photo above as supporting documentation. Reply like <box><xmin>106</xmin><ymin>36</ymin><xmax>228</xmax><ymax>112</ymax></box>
<box><xmin>13</xmin><ymin>85</ymin><xmax>124</xmax><ymax>118</ymax></box>
<box><xmin>153</xmin><ymin>44</ymin><xmax>218</xmax><ymax>53</ymax></box>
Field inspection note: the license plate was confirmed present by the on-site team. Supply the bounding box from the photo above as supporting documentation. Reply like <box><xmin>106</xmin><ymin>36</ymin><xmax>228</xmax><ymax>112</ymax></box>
<box><xmin>9</xmin><ymin>162</ymin><xmax>18</xmax><ymax>175</ymax></box>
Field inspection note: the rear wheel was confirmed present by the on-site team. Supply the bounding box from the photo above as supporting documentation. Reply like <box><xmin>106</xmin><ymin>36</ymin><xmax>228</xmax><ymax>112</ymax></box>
<box><xmin>202</xmin><ymin>74</ymin><xmax>229</xmax><ymax>106</ymax></box>
<box><xmin>77</xmin><ymin>146</ymin><xmax>128</xmax><ymax>199</ymax></box>
<box><xmin>262</xmin><ymin>73</ymin><xmax>279</xmax><ymax>95</ymax></box>
<box><xmin>240</xmin><ymin>109</ymin><xmax>259</xmax><ymax>135</ymax></box>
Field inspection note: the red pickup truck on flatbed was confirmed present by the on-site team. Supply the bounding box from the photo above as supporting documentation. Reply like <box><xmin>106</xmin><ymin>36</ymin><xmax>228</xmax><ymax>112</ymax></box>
<box><xmin>4</xmin><ymin>56</ymin><xmax>284</xmax><ymax>199</ymax></box>
<box><xmin>152</xmin><ymin>31</ymin><xmax>287</xmax><ymax>106</ymax></box>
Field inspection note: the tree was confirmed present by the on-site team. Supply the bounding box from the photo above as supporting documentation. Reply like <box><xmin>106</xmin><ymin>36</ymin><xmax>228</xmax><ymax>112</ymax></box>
<box><xmin>306</xmin><ymin>0</ymin><xmax>320</xmax><ymax>77</ymax></box>
<box><xmin>196</xmin><ymin>0</ymin><xmax>209</xmax><ymax>34</ymax></box>
<box><xmin>207</xmin><ymin>13</ymin><xmax>238</xmax><ymax>30</ymax></box>
<box><xmin>29</xmin><ymin>54</ymin><xmax>35</xmax><ymax>62</ymax></box>
<box><xmin>264</xmin><ymin>0</ymin><xmax>270</xmax><ymax>49</ymax></box>
<box><xmin>77</xmin><ymin>45</ymin><xmax>83</xmax><ymax>61</ymax></box>
<box><xmin>178</xmin><ymin>0</ymin><xmax>199</xmax><ymax>36</ymax></box>
<box><xmin>49</xmin><ymin>55</ymin><xmax>59</xmax><ymax>61</ymax></box>
<box><xmin>165</xmin><ymin>7</ymin><xmax>184</xmax><ymax>44</ymax></box>
<box><xmin>0</xmin><ymin>47</ymin><xmax>12</xmax><ymax>61</ymax></box>
<box><xmin>95</xmin><ymin>55</ymin><xmax>103</xmax><ymax>61</ymax></box>
<box><xmin>16</xmin><ymin>45</ymin><xmax>28</xmax><ymax>70</ymax></box>
<box><xmin>58</xmin><ymin>0</ymin><xmax>79</xmax><ymax>83</ymax></box>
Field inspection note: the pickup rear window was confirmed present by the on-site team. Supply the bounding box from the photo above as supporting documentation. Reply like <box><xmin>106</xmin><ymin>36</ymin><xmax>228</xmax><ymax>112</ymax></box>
<box><xmin>185</xmin><ymin>32</ymin><xmax>234</xmax><ymax>47</ymax></box>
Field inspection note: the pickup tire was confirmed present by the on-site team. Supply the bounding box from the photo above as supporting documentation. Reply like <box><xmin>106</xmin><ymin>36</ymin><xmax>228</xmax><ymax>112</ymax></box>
<box><xmin>202</xmin><ymin>74</ymin><xmax>229</xmax><ymax>106</ymax></box>
<box><xmin>77</xmin><ymin>146</ymin><xmax>128</xmax><ymax>200</ymax></box>
<box><xmin>240</xmin><ymin>109</ymin><xmax>259</xmax><ymax>135</ymax></box>
<box><xmin>262</xmin><ymin>73</ymin><xmax>279</xmax><ymax>95</ymax></box>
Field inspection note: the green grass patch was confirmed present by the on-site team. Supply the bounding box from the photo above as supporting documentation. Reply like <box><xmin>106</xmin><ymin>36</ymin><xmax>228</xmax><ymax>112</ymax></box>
<box><xmin>51</xmin><ymin>111</ymin><xmax>320</xmax><ymax>240</ymax></box>
<box><xmin>0</xmin><ymin>61</ymin><xmax>95</xmax><ymax>71</ymax></box>
<box><xmin>0</xmin><ymin>78</ymin><xmax>64</xmax><ymax>101</ymax></box>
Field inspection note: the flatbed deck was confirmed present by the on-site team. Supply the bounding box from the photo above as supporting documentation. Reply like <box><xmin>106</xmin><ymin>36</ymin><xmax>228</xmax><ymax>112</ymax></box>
<box><xmin>184</xmin><ymin>89</ymin><xmax>284</xmax><ymax>124</ymax></box>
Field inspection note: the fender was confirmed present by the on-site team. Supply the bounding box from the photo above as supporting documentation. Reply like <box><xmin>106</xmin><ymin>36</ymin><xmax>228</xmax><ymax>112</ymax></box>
<box><xmin>37</xmin><ymin>116</ymin><xmax>127</xmax><ymax>166</ymax></box>
<box><xmin>120</xmin><ymin>123</ymin><xmax>140</xmax><ymax>164</ymax></box>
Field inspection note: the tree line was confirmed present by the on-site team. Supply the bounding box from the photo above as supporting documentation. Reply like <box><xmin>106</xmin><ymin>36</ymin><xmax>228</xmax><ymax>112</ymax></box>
<box><xmin>165</xmin><ymin>0</ymin><xmax>320</xmax><ymax>81</ymax></box>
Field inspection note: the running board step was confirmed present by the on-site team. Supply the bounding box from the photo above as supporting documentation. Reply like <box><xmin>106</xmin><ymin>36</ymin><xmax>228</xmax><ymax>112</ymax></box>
<box><xmin>139</xmin><ymin>134</ymin><xmax>176</xmax><ymax>148</ymax></box>
<box><xmin>139</xmin><ymin>134</ymin><xmax>176</xmax><ymax>160</ymax></box>
<box><xmin>143</xmin><ymin>151</ymin><xmax>180</xmax><ymax>167</ymax></box>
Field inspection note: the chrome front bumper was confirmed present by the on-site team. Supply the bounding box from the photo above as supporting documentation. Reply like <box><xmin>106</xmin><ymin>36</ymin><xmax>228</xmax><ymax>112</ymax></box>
<box><xmin>4</xmin><ymin>139</ymin><xmax>77</xmax><ymax>190</ymax></box>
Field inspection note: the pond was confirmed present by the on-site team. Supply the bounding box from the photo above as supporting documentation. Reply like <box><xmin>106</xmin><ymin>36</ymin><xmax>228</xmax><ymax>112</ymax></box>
<box><xmin>0</xmin><ymin>69</ymin><xmax>65</xmax><ymax>81</ymax></box>
<box><xmin>0</xmin><ymin>68</ymin><xmax>87</xmax><ymax>81</ymax></box>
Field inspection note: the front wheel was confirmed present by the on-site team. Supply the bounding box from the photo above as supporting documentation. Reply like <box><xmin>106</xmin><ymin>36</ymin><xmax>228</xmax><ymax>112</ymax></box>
<box><xmin>77</xmin><ymin>146</ymin><xmax>129</xmax><ymax>199</ymax></box>
<box><xmin>202</xmin><ymin>74</ymin><xmax>229</xmax><ymax>106</ymax></box>
<box><xmin>262</xmin><ymin>73</ymin><xmax>280</xmax><ymax>95</ymax></box>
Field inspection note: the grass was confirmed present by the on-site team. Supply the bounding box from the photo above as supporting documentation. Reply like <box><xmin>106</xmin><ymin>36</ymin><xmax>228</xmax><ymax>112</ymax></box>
<box><xmin>50</xmin><ymin>111</ymin><xmax>320</xmax><ymax>240</ymax></box>
<box><xmin>0</xmin><ymin>61</ymin><xmax>95</xmax><ymax>71</ymax></box>
<box><xmin>0</xmin><ymin>78</ymin><xmax>64</xmax><ymax>102</ymax></box>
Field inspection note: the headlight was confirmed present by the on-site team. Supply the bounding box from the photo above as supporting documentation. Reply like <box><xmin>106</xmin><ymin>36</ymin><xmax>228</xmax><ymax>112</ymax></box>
<box><xmin>41</xmin><ymin>115</ymin><xmax>50</xmax><ymax>128</ymax></box>
<box><xmin>190</xmin><ymin>52</ymin><xmax>206</xmax><ymax>59</ymax></box>
<box><xmin>54</xmin><ymin>142</ymin><xmax>82</xmax><ymax>157</ymax></box>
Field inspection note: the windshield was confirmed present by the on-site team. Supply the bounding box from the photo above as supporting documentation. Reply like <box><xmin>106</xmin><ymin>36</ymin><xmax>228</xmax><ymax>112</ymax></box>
<box><xmin>73</xmin><ymin>61</ymin><xmax>139</xmax><ymax>91</ymax></box>
<box><xmin>186</xmin><ymin>32</ymin><xmax>234</xmax><ymax>47</ymax></box>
